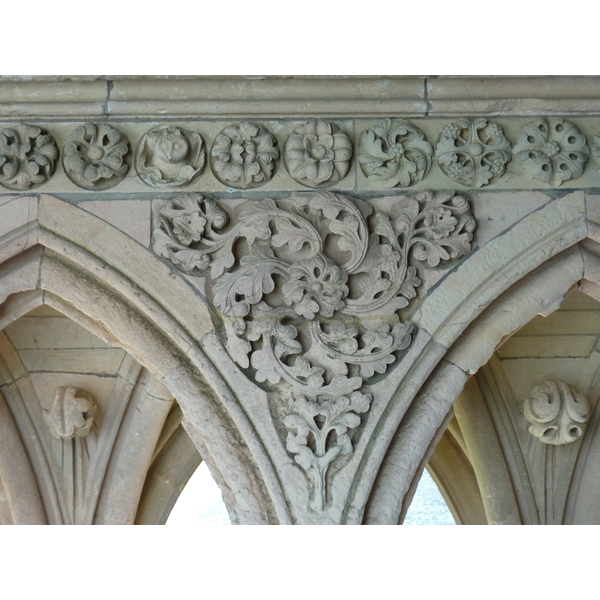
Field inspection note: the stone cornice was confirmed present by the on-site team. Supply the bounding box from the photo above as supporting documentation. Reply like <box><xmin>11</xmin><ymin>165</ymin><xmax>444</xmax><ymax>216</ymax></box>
<box><xmin>1</xmin><ymin>76</ymin><xmax>600</xmax><ymax>119</ymax></box>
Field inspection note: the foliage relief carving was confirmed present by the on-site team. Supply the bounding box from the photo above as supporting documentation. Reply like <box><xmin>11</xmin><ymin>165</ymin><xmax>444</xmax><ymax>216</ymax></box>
<box><xmin>514</xmin><ymin>117</ymin><xmax>589</xmax><ymax>187</ymax></box>
<box><xmin>64</xmin><ymin>123</ymin><xmax>130</xmax><ymax>190</ymax></box>
<box><xmin>43</xmin><ymin>386</ymin><xmax>97</xmax><ymax>440</ymax></box>
<box><xmin>285</xmin><ymin>119</ymin><xmax>352</xmax><ymax>187</ymax></box>
<box><xmin>0</xmin><ymin>123</ymin><xmax>58</xmax><ymax>190</ymax></box>
<box><xmin>358</xmin><ymin>119</ymin><xmax>433</xmax><ymax>187</ymax></box>
<box><xmin>210</xmin><ymin>122</ymin><xmax>278</xmax><ymax>189</ymax></box>
<box><xmin>153</xmin><ymin>190</ymin><xmax>475</xmax><ymax>510</ymax></box>
<box><xmin>436</xmin><ymin>118</ymin><xmax>511</xmax><ymax>188</ymax></box>
<box><xmin>524</xmin><ymin>380</ymin><xmax>591</xmax><ymax>445</ymax></box>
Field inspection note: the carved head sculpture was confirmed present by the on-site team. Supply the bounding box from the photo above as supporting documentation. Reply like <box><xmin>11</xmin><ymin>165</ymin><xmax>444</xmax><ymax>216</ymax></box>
<box><xmin>524</xmin><ymin>380</ymin><xmax>591</xmax><ymax>445</ymax></box>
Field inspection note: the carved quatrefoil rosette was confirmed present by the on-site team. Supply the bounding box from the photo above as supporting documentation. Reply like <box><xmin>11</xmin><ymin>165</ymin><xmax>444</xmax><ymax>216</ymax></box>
<box><xmin>136</xmin><ymin>125</ymin><xmax>205</xmax><ymax>188</ymax></box>
<box><xmin>0</xmin><ymin>123</ymin><xmax>58</xmax><ymax>190</ymax></box>
<box><xmin>524</xmin><ymin>380</ymin><xmax>591</xmax><ymax>445</ymax></box>
<box><xmin>153</xmin><ymin>190</ymin><xmax>475</xmax><ymax>510</ymax></box>
<box><xmin>63</xmin><ymin>123</ymin><xmax>130</xmax><ymax>190</ymax></box>
<box><xmin>284</xmin><ymin>119</ymin><xmax>352</xmax><ymax>187</ymax></box>
<box><xmin>436</xmin><ymin>118</ymin><xmax>511</xmax><ymax>188</ymax></box>
<box><xmin>358</xmin><ymin>119</ymin><xmax>433</xmax><ymax>187</ymax></box>
<box><xmin>514</xmin><ymin>118</ymin><xmax>589</xmax><ymax>187</ymax></box>
<box><xmin>210</xmin><ymin>122</ymin><xmax>279</xmax><ymax>189</ymax></box>
<box><xmin>42</xmin><ymin>386</ymin><xmax>97</xmax><ymax>440</ymax></box>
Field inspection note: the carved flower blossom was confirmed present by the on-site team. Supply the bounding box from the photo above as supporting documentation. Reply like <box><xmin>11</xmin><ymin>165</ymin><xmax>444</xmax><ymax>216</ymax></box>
<box><xmin>63</xmin><ymin>123</ymin><xmax>130</xmax><ymax>190</ymax></box>
<box><xmin>436</xmin><ymin>118</ymin><xmax>511</xmax><ymax>188</ymax></box>
<box><xmin>358</xmin><ymin>119</ymin><xmax>433</xmax><ymax>187</ymax></box>
<box><xmin>282</xmin><ymin>254</ymin><xmax>349</xmax><ymax>319</ymax></box>
<box><xmin>42</xmin><ymin>386</ymin><xmax>96</xmax><ymax>440</ymax></box>
<box><xmin>514</xmin><ymin>117</ymin><xmax>589</xmax><ymax>186</ymax></box>
<box><xmin>285</xmin><ymin>119</ymin><xmax>352</xmax><ymax>187</ymax></box>
<box><xmin>211</xmin><ymin>122</ymin><xmax>279</xmax><ymax>189</ymax></box>
<box><xmin>0</xmin><ymin>123</ymin><xmax>58</xmax><ymax>190</ymax></box>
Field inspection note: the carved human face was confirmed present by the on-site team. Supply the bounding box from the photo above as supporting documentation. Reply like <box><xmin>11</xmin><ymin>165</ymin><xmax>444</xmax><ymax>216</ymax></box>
<box><xmin>155</xmin><ymin>128</ymin><xmax>190</xmax><ymax>163</ymax></box>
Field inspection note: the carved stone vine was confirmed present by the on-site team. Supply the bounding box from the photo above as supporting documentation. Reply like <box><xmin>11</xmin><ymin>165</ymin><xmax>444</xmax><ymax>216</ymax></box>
<box><xmin>210</xmin><ymin>122</ymin><xmax>279</xmax><ymax>189</ymax></box>
<box><xmin>136</xmin><ymin>125</ymin><xmax>205</xmax><ymax>188</ymax></box>
<box><xmin>42</xmin><ymin>386</ymin><xmax>97</xmax><ymax>440</ymax></box>
<box><xmin>358</xmin><ymin>119</ymin><xmax>433</xmax><ymax>187</ymax></box>
<box><xmin>285</xmin><ymin>119</ymin><xmax>352</xmax><ymax>187</ymax></box>
<box><xmin>524</xmin><ymin>380</ymin><xmax>591</xmax><ymax>445</ymax></box>
<box><xmin>153</xmin><ymin>190</ymin><xmax>476</xmax><ymax>510</ymax></box>
<box><xmin>436</xmin><ymin>118</ymin><xmax>511</xmax><ymax>188</ymax></box>
<box><xmin>0</xmin><ymin>123</ymin><xmax>58</xmax><ymax>190</ymax></box>
<box><xmin>64</xmin><ymin>123</ymin><xmax>130</xmax><ymax>190</ymax></box>
<box><xmin>514</xmin><ymin>118</ymin><xmax>589</xmax><ymax>187</ymax></box>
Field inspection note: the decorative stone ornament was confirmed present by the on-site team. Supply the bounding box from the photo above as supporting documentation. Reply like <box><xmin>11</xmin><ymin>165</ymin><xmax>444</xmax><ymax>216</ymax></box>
<box><xmin>0</xmin><ymin>123</ymin><xmax>58</xmax><ymax>190</ymax></box>
<box><xmin>210</xmin><ymin>122</ymin><xmax>278</xmax><ymax>189</ymax></box>
<box><xmin>136</xmin><ymin>125</ymin><xmax>205</xmax><ymax>188</ymax></box>
<box><xmin>63</xmin><ymin>123</ymin><xmax>130</xmax><ymax>190</ymax></box>
<box><xmin>153</xmin><ymin>189</ymin><xmax>476</xmax><ymax>510</ymax></box>
<box><xmin>42</xmin><ymin>386</ymin><xmax>97</xmax><ymax>440</ymax></box>
<box><xmin>285</xmin><ymin>119</ymin><xmax>352</xmax><ymax>187</ymax></box>
<box><xmin>358</xmin><ymin>118</ymin><xmax>433</xmax><ymax>187</ymax></box>
<box><xmin>436</xmin><ymin>118</ymin><xmax>511</xmax><ymax>188</ymax></box>
<box><xmin>524</xmin><ymin>380</ymin><xmax>591</xmax><ymax>445</ymax></box>
<box><xmin>514</xmin><ymin>117</ymin><xmax>589</xmax><ymax>187</ymax></box>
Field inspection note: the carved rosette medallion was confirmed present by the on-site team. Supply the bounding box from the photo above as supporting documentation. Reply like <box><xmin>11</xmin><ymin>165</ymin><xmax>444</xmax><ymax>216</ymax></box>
<box><xmin>42</xmin><ymin>386</ymin><xmax>97</xmax><ymax>440</ymax></box>
<box><xmin>285</xmin><ymin>119</ymin><xmax>352</xmax><ymax>187</ymax></box>
<box><xmin>63</xmin><ymin>123</ymin><xmax>130</xmax><ymax>190</ymax></box>
<box><xmin>153</xmin><ymin>190</ymin><xmax>476</xmax><ymax>511</ymax></box>
<box><xmin>136</xmin><ymin>125</ymin><xmax>205</xmax><ymax>188</ymax></box>
<box><xmin>210</xmin><ymin>122</ymin><xmax>279</xmax><ymax>189</ymax></box>
<box><xmin>0</xmin><ymin>123</ymin><xmax>58</xmax><ymax>190</ymax></box>
<box><xmin>524</xmin><ymin>380</ymin><xmax>591</xmax><ymax>445</ymax></box>
<box><xmin>358</xmin><ymin>119</ymin><xmax>433</xmax><ymax>187</ymax></box>
<box><xmin>436</xmin><ymin>118</ymin><xmax>511</xmax><ymax>188</ymax></box>
<box><xmin>514</xmin><ymin>118</ymin><xmax>589</xmax><ymax>187</ymax></box>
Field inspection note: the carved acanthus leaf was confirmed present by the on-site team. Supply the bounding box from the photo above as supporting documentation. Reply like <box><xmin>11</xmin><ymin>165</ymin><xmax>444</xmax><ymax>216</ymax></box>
<box><xmin>153</xmin><ymin>189</ymin><xmax>476</xmax><ymax>510</ymax></box>
<box><xmin>524</xmin><ymin>380</ymin><xmax>591</xmax><ymax>445</ymax></box>
<box><xmin>42</xmin><ymin>386</ymin><xmax>97</xmax><ymax>440</ymax></box>
<box><xmin>358</xmin><ymin>119</ymin><xmax>433</xmax><ymax>187</ymax></box>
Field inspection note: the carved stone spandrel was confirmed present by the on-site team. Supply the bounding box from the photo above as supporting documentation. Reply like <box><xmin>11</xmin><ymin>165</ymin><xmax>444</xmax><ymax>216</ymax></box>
<box><xmin>63</xmin><ymin>123</ymin><xmax>130</xmax><ymax>190</ymax></box>
<box><xmin>135</xmin><ymin>124</ymin><xmax>205</xmax><ymax>188</ymax></box>
<box><xmin>524</xmin><ymin>380</ymin><xmax>591</xmax><ymax>445</ymax></box>
<box><xmin>42</xmin><ymin>386</ymin><xmax>97</xmax><ymax>440</ymax></box>
<box><xmin>284</xmin><ymin>119</ymin><xmax>352</xmax><ymax>187</ymax></box>
<box><xmin>0</xmin><ymin>123</ymin><xmax>58</xmax><ymax>190</ymax></box>
<box><xmin>210</xmin><ymin>122</ymin><xmax>278</xmax><ymax>189</ymax></box>
<box><xmin>514</xmin><ymin>117</ymin><xmax>589</xmax><ymax>187</ymax></box>
<box><xmin>152</xmin><ymin>190</ymin><xmax>476</xmax><ymax>511</ymax></box>
<box><xmin>436</xmin><ymin>117</ymin><xmax>511</xmax><ymax>188</ymax></box>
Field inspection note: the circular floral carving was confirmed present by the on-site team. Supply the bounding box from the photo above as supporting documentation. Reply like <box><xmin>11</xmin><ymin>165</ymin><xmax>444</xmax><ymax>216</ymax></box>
<box><xmin>136</xmin><ymin>125</ymin><xmax>205</xmax><ymax>188</ymax></box>
<box><xmin>63</xmin><ymin>123</ymin><xmax>130</xmax><ymax>190</ymax></box>
<box><xmin>514</xmin><ymin>117</ymin><xmax>589</xmax><ymax>186</ymax></box>
<box><xmin>436</xmin><ymin>118</ymin><xmax>511</xmax><ymax>188</ymax></box>
<box><xmin>282</xmin><ymin>254</ymin><xmax>349</xmax><ymax>320</ymax></box>
<box><xmin>285</xmin><ymin>119</ymin><xmax>352</xmax><ymax>187</ymax></box>
<box><xmin>0</xmin><ymin>123</ymin><xmax>58</xmax><ymax>190</ymax></box>
<box><xmin>358</xmin><ymin>119</ymin><xmax>433</xmax><ymax>187</ymax></box>
<box><xmin>210</xmin><ymin>122</ymin><xmax>279</xmax><ymax>189</ymax></box>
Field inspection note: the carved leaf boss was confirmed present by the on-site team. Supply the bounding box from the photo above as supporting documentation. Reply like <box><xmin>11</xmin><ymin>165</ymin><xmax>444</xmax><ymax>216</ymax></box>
<box><xmin>153</xmin><ymin>190</ymin><xmax>476</xmax><ymax>510</ymax></box>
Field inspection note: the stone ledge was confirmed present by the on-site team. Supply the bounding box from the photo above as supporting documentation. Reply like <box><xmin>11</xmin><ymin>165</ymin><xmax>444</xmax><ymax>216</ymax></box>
<box><xmin>0</xmin><ymin>76</ymin><xmax>598</xmax><ymax>119</ymax></box>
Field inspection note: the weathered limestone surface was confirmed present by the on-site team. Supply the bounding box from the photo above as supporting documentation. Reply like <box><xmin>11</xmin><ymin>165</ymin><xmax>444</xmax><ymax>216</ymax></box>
<box><xmin>4</xmin><ymin>76</ymin><xmax>600</xmax><ymax>525</ymax></box>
